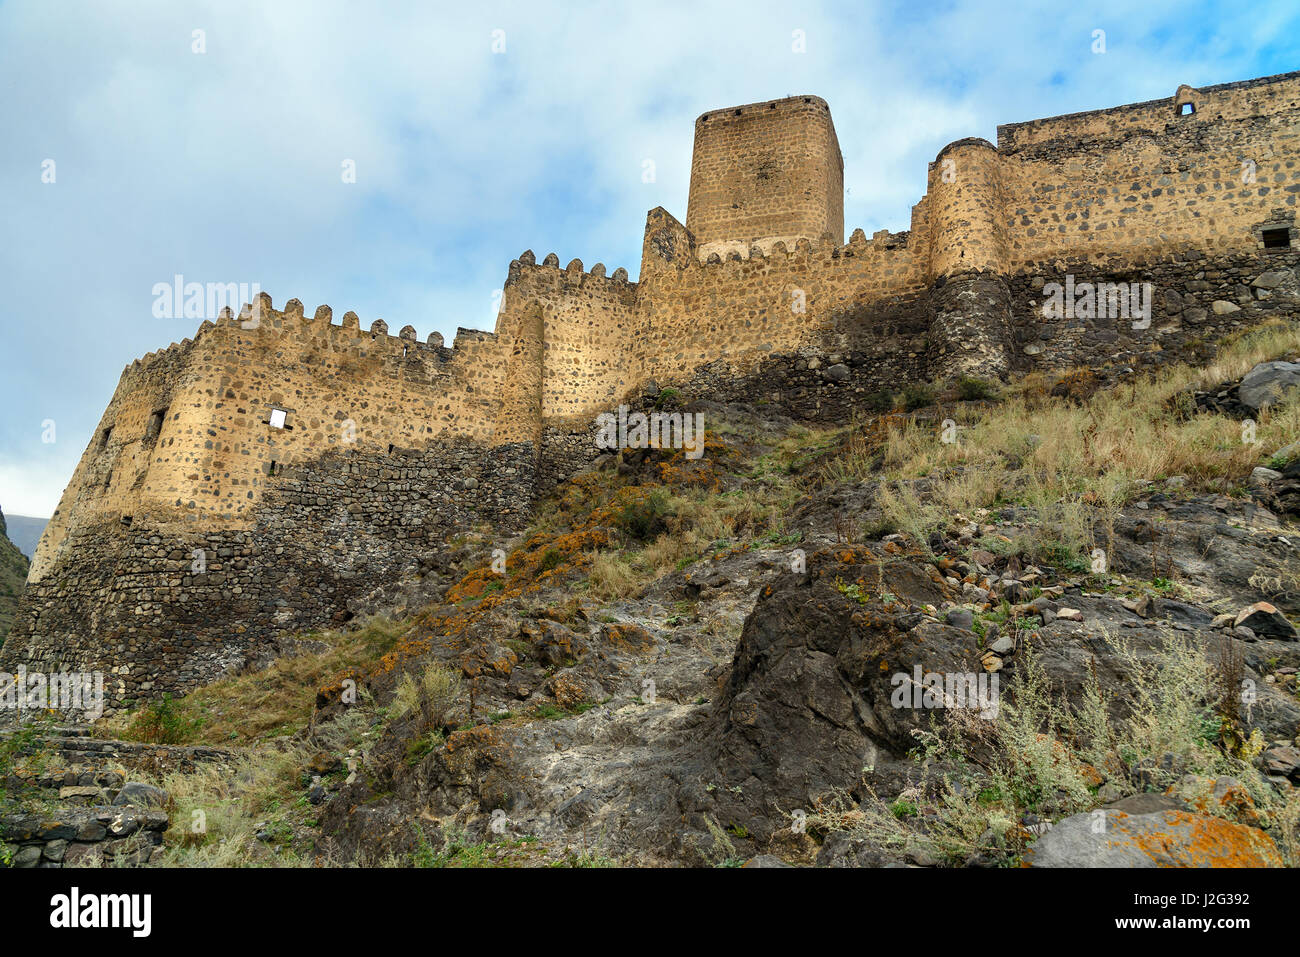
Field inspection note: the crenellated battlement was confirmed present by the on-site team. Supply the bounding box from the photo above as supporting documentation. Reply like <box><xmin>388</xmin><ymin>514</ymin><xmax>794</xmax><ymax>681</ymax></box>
<box><xmin>506</xmin><ymin>249</ymin><xmax>636</xmax><ymax>296</ymax></box>
<box><xmin>695</xmin><ymin>226</ymin><xmax>913</xmax><ymax>265</ymax></box>
<box><xmin>183</xmin><ymin>292</ymin><xmax>517</xmax><ymax>388</ymax></box>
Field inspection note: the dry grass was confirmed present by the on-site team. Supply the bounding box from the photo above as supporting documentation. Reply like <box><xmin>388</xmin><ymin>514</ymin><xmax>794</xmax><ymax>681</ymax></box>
<box><xmin>809</xmin><ymin>628</ymin><xmax>1299</xmax><ymax>866</ymax></box>
<box><xmin>106</xmin><ymin>616</ymin><xmax>413</xmax><ymax>746</ymax></box>
<box><xmin>390</xmin><ymin>661</ymin><xmax>463</xmax><ymax>727</ymax></box>
<box><xmin>871</xmin><ymin>321</ymin><xmax>1300</xmax><ymax>558</ymax></box>
<box><xmin>143</xmin><ymin>745</ymin><xmax>314</xmax><ymax>867</ymax></box>
<box><xmin>583</xmin><ymin>479</ymin><xmax>800</xmax><ymax>600</ymax></box>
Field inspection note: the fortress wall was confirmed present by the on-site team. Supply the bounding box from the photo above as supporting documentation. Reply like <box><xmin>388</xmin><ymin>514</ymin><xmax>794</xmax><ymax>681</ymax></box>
<box><xmin>497</xmin><ymin>254</ymin><xmax>640</xmax><ymax>424</ymax></box>
<box><xmin>13</xmin><ymin>72</ymin><xmax>1300</xmax><ymax>705</ymax></box>
<box><xmin>631</xmin><ymin>208</ymin><xmax>927</xmax><ymax>389</ymax></box>
<box><xmin>996</xmin><ymin>81</ymin><xmax>1300</xmax><ymax>270</ymax></box>
<box><xmin>30</xmin><ymin>294</ymin><xmax>530</xmax><ymax>583</ymax></box>
<box><xmin>997</xmin><ymin>71</ymin><xmax>1300</xmax><ymax>154</ymax></box>
<box><xmin>687</xmin><ymin>95</ymin><xmax>844</xmax><ymax>250</ymax></box>
<box><xmin>140</xmin><ymin>295</ymin><xmax>520</xmax><ymax>527</ymax></box>
<box><xmin>6</xmin><ymin>440</ymin><xmax>538</xmax><ymax>707</ymax></box>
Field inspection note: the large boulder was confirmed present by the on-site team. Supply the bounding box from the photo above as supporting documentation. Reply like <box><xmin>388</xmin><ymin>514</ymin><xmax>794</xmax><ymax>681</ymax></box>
<box><xmin>1239</xmin><ymin>361</ymin><xmax>1300</xmax><ymax>411</ymax></box>
<box><xmin>668</xmin><ymin>547</ymin><xmax>976</xmax><ymax>846</ymax></box>
<box><xmin>1024</xmin><ymin>804</ymin><xmax>1282</xmax><ymax>867</ymax></box>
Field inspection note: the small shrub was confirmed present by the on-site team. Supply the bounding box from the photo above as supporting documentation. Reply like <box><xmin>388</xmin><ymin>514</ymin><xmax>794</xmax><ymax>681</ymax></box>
<box><xmin>616</xmin><ymin>490</ymin><xmax>675</xmax><ymax>542</ymax></box>
<box><xmin>864</xmin><ymin>390</ymin><xmax>895</xmax><ymax>413</ymax></box>
<box><xmin>901</xmin><ymin>384</ymin><xmax>936</xmax><ymax>411</ymax></box>
<box><xmin>390</xmin><ymin>662</ymin><xmax>463</xmax><ymax>731</ymax></box>
<box><xmin>890</xmin><ymin>798</ymin><xmax>918</xmax><ymax>820</ymax></box>
<box><xmin>653</xmin><ymin>387</ymin><xmax>682</xmax><ymax>410</ymax></box>
<box><xmin>957</xmin><ymin>377</ymin><xmax>998</xmax><ymax>401</ymax></box>
<box><xmin>124</xmin><ymin>694</ymin><xmax>203</xmax><ymax>745</ymax></box>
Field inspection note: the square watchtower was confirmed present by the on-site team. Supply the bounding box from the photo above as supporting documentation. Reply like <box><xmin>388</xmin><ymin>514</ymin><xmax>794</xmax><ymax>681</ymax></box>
<box><xmin>686</xmin><ymin>95</ymin><xmax>844</xmax><ymax>252</ymax></box>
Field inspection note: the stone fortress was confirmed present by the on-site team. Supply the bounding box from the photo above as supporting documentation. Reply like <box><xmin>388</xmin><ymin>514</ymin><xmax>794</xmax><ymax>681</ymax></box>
<box><xmin>5</xmin><ymin>70</ymin><xmax>1299</xmax><ymax>706</ymax></box>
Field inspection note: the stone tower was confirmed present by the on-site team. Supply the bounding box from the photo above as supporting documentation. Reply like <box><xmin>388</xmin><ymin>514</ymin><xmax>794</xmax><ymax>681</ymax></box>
<box><xmin>686</xmin><ymin>95</ymin><xmax>844</xmax><ymax>257</ymax></box>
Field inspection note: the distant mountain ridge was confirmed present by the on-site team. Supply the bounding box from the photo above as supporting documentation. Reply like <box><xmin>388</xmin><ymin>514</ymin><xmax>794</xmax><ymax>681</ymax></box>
<box><xmin>3</xmin><ymin>514</ymin><xmax>47</xmax><ymax>560</ymax></box>
<box><xmin>0</xmin><ymin>507</ymin><xmax>31</xmax><ymax>638</ymax></box>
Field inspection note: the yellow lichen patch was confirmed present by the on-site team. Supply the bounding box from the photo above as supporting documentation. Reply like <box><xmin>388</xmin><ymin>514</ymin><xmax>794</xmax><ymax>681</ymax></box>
<box><xmin>549</xmin><ymin>674</ymin><xmax>592</xmax><ymax>711</ymax></box>
<box><xmin>444</xmin><ymin>724</ymin><xmax>501</xmax><ymax>755</ymax></box>
<box><xmin>601</xmin><ymin>622</ymin><xmax>655</xmax><ymax>654</ymax></box>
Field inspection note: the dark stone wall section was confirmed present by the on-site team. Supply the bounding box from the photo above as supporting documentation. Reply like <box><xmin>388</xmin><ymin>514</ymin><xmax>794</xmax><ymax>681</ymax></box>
<box><xmin>1007</xmin><ymin>250</ymin><xmax>1300</xmax><ymax>372</ymax></box>
<box><xmin>1</xmin><ymin>441</ymin><xmax>538</xmax><ymax>707</ymax></box>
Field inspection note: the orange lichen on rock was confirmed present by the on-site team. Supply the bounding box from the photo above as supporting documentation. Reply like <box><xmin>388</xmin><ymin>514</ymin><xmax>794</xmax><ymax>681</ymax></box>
<box><xmin>1126</xmin><ymin>810</ymin><xmax>1282</xmax><ymax>867</ymax></box>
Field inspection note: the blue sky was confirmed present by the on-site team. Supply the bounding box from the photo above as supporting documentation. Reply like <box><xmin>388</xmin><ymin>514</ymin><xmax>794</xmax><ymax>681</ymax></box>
<box><xmin>1</xmin><ymin>0</ymin><xmax>1297</xmax><ymax>517</ymax></box>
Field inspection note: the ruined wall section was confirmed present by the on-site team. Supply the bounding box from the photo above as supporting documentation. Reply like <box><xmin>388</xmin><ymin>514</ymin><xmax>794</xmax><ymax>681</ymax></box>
<box><xmin>5</xmin><ymin>438</ymin><xmax>539</xmax><ymax>707</ymax></box>
<box><xmin>687</xmin><ymin>95</ymin><xmax>844</xmax><ymax>256</ymax></box>
<box><xmin>1007</xmin><ymin>249</ymin><xmax>1300</xmax><ymax>371</ymax></box>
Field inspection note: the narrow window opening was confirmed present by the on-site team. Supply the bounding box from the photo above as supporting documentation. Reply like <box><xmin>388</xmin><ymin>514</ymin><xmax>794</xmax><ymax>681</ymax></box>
<box><xmin>387</xmin><ymin>443</ymin><xmax>394</xmax><ymax>454</ymax></box>
<box><xmin>1263</xmin><ymin>227</ymin><xmax>1291</xmax><ymax>249</ymax></box>
<box><xmin>145</xmin><ymin>408</ymin><xmax>166</xmax><ymax>441</ymax></box>
<box><xmin>268</xmin><ymin>460</ymin><xmax>278</xmax><ymax>477</ymax></box>
<box><xmin>1178</xmin><ymin>102</ymin><xmax>1195</xmax><ymax>116</ymax></box>
<box><xmin>98</xmin><ymin>426</ymin><xmax>113</xmax><ymax>450</ymax></box>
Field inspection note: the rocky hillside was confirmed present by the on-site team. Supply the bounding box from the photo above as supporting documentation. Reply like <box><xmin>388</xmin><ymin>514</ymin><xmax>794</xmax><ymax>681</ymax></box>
<box><xmin>0</xmin><ymin>508</ymin><xmax>29</xmax><ymax>639</ymax></box>
<box><xmin>4</xmin><ymin>320</ymin><xmax>1300</xmax><ymax>869</ymax></box>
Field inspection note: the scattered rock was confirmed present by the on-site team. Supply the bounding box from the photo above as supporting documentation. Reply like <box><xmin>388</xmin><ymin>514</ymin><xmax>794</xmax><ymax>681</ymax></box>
<box><xmin>112</xmin><ymin>781</ymin><xmax>169</xmax><ymax>809</ymax></box>
<box><xmin>1239</xmin><ymin>360</ymin><xmax>1300</xmax><ymax>411</ymax></box>
<box><xmin>1264</xmin><ymin>744</ymin><xmax>1300</xmax><ymax>780</ymax></box>
<box><xmin>945</xmin><ymin>607</ymin><xmax>974</xmax><ymax>630</ymax></box>
<box><xmin>1234</xmin><ymin>601</ymin><xmax>1297</xmax><ymax>640</ymax></box>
